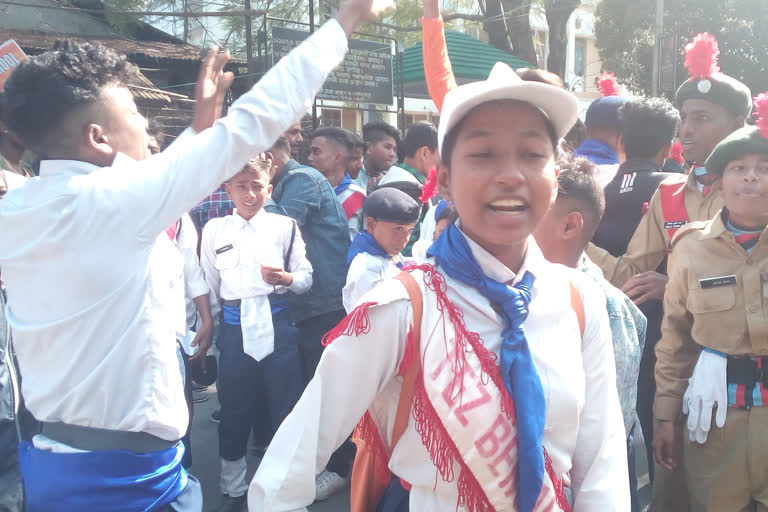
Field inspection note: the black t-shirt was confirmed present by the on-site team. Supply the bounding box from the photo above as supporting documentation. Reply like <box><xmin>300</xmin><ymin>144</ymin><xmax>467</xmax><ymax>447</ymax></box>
<box><xmin>593</xmin><ymin>159</ymin><xmax>677</xmax><ymax>257</ymax></box>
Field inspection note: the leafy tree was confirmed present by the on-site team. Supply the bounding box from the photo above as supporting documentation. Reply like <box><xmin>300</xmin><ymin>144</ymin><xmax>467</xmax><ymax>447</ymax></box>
<box><xmin>103</xmin><ymin>0</ymin><xmax>585</xmax><ymax>78</ymax></box>
<box><xmin>595</xmin><ymin>0</ymin><xmax>768</xmax><ymax>97</ymax></box>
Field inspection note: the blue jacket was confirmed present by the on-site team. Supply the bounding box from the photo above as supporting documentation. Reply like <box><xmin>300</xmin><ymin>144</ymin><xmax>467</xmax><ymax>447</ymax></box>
<box><xmin>573</xmin><ymin>139</ymin><xmax>620</xmax><ymax>165</ymax></box>
<box><xmin>268</xmin><ymin>160</ymin><xmax>350</xmax><ymax>321</ymax></box>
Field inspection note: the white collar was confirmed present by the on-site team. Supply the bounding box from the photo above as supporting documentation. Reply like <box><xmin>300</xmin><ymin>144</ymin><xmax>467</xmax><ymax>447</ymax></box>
<box><xmin>38</xmin><ymin>153</ymin><xmax>137</xmax><ymax>178</ymax></box>
<box><xmin>232</xmin><ymin>207</ymin><xmax>267</xmax><ymax>229</ymax></box>
<box><xmin>458</xmin><ymin>225</ymin><xmax>545</xmax><ymax>285</ymax></box>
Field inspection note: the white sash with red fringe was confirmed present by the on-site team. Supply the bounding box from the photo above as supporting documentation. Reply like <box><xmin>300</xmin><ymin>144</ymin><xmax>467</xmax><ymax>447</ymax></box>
<box><xmin>341</xmin><ymin>265</ymin><xmax>570</xmax><ymax>512</ymax></box>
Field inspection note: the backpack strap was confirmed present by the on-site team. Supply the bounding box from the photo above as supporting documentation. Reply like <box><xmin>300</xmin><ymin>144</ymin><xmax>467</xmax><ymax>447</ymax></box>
<box><xmin>569</xmin><ymin>279</ymin><xmax>585</xmax><ymax>338</ymax></box>
<box><xmin>391</xmin><ymin>271</ymin><xmax>423</xmax><ymax>449</ymax></box>
<box><xmin>284</xmin><ymin>219</ymin><xmax>297</xmax><ymax>271</ymax></box>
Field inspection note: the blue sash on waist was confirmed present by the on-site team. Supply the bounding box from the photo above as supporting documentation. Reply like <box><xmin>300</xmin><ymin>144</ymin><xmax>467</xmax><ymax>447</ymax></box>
<box><xmin>18</xmin><ymin>440</ymin><xmax>188</xmax><ymax>512</ymax></box>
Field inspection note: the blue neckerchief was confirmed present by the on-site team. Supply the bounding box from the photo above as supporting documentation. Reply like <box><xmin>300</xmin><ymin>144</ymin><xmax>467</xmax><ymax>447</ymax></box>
<box><xmin>347</xmin><ymin>231</ymin><xmax>402</xmax><ymax>268</ymax></box>
<box><xmin>427</xmin><ymin>224</ymin><xmax>544</xmax><ymax>512</ymax></box>
<box><xmin>726</xmin><ymin>218</ymin><xmax>764</xmax><ymax>255</ymax></box>
<box><xmin>335</xmin><ymin>173</ymin><xmax>353</xmax><ymax>195</ymax></box>
<box><xmin>18</xmin><ymin>440</ymin><xmax>187</xmax><ymax>512</ymax></box>
<box><xmin>573</xmin><ymin>138</ymin><xmax>619</xmax><ymax>165</ymax></box>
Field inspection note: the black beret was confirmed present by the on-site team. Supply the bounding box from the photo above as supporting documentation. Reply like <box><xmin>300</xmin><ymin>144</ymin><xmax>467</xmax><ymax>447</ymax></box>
<box><xmin>363</xmin><ymin>187</ymin><xmax>421</xmax><ymax>224</ymax></box>
<box><xmin>675</xmin><ymin>73</ymin><xmax>752</xmax><ymax>118</ymax></box>
<box><xmin>705</xmin><ymin>126</ymin><xmax>768</xmax><ymax>176</ymax></box>
<box><xmin>189</xmin><ymin>355</ymin><xmax>218</xmax><ymax>387</ymax></box>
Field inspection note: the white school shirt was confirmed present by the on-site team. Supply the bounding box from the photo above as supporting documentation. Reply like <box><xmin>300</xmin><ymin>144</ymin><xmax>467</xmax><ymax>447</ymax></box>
<box><xmin>419</xmin><ymin>202</ymin><xmax>440</xmax><ymax>242</ymax></box>
<box><xmin>378</xmin><ymin>164</ymin><xmax>422</xmax><ymax>187</ymax></box>
<box><xmin>201</xmin><ymin>209</ymin><xmax>312</xmax><ymax>360</ymax></box>
<box><xmin>0</xmin><ymin>19</ymin><xmax>348</xmax><ymax>443</ymax></box>
<box><xmin>249</xmin><ymin>235</ymin><xmax>629</xmax><ymax>511</ymax></box>
<box><xmin>342</xmin><ymin>251</ymin><xmax>402</xmax><ymax>313</ymax></box>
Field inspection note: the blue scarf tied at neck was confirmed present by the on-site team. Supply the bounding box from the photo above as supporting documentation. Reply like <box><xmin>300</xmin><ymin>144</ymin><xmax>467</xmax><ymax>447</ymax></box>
<box><xmin>347</xmin><ymin>231</ymin><xmax>402</xmax><ymax>268</ymax></box>
<box><xmin>427</xmin><ymin>224</ymin><xmax>544</xmax><ymax>512</ymax></box>
<box><xmin>335</xmin><ymin>173</ymin><xmax>353</xmax><ymax>195</ymax></box>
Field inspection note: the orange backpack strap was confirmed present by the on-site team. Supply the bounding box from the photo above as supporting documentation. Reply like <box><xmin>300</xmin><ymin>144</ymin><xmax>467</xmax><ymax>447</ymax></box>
<box><xmin>392</xmin><ymin>271</ymin><xmax>424</xmax><ymax>449</ymax></box>
<box><xmin>569</xmin><ymin>279</ymin><xmax>585</xmax><ymax>338</ymax></box>
<box><xmin>658</xmin><ymin>181</ymin><xmax>689</xmax><ymax>243</ymax></box>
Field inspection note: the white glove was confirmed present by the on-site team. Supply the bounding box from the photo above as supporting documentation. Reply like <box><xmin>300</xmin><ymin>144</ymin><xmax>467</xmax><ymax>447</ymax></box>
<box><xmin>682</xmin><ymin>349</ymin><xmax>728</xmax><ymax>444</ymax></box>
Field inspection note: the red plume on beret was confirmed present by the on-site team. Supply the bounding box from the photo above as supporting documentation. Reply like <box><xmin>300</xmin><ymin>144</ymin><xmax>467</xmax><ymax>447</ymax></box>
<box><xmin>684</xmin><ymin>32</ymin><xmax>720</xmax><ymax>79</ymax></box>
<box><xmin>755</xmin><ymin>93</ymin><xmax>768</xmax><ymax>141</ymax></box>
<box><xmin>419</xmin><ymin>167</ymin><xmax>438</xmax><ymax>204</ymax></box>
<box><xmin>597</xmin><ymin>72</ymin><xmax>620</xmax><ymax>97</ymax></box>
<box><xmin>668</xmin><ymin>140</ymin><xmax>684</xmax><ymax>164</ymax></box>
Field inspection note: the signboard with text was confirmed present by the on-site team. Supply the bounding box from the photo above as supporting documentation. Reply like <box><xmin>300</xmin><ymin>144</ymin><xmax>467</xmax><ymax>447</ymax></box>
<box><xmin>0</xmin><ymin>40</ymin><xmax>27</xmax><ymax>91</ymax></box>
<box><xmin>272</xmin><ymin>27</ymin><xmax>393</xmax><ymax>105</ymax></box>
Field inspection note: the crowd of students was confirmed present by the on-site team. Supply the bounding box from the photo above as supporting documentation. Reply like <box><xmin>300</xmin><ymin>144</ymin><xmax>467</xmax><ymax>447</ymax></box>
<box><xmin>1</xmin><ymin>0</ymin><xmax>768</xmax><ymax>511</ymax></box>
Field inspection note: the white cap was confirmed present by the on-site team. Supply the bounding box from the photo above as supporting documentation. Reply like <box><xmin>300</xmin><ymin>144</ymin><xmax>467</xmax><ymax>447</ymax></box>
<box><xmin>437</xmin><ymin>62</ymin><xmax>580</xmax><ymax>155</ymax></box>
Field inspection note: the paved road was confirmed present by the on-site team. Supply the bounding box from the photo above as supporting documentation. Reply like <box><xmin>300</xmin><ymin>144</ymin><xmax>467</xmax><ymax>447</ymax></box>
<box><xmin>189</xmin><ymin>385</ymin><xmax>650</xmax><ymax>511</ymax></box>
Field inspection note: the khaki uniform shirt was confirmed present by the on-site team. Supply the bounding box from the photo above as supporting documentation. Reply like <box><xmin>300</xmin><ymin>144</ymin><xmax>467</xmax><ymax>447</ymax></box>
<box><xmin>654</xmin><ymin>210</ymin><xmax>768</xmax><ymax>421</ymax></box>
<box><xmin>587</xmin><ymin>172</ymin><xmax>724</xmax><ymax>287</ymax></box>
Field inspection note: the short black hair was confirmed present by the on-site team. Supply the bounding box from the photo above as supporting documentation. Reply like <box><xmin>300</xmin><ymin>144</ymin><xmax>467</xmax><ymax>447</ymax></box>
<box><xmin>350</xmin><ymin>132</ymin><xmax>365</xmax><ymax>150</ymax></box>
<box><xmin>402</xmin><ymin>122</ymin><xmax>438</xmax><ymax>157</ymax></box>
<box><xmin>555</xmin><ymin>156</ymin><xmax>605</xmax><ymax>238</ymax></box>
<box><xmin>270</xmin><ymin>135</ymin><xmax>291</xmax><ymax>155</ymax></box>
<box><xmin>619</xmin><ymin>97</ymin><xmax>680</xmax><ymax>160</ymax></box>
<box><xmin>312</xmin><ymin>127</ymin><xmax>354</xmax><ymax>158</ymax></box>
<box><xmin>3</xmin><ymin>40</ymin><xmax>138</xmax><ymax>154</ymax></box>
<box><xmin>363</xmin><ymin>120</ymin><xmax>400</xmax><ymax>147</ymax></box>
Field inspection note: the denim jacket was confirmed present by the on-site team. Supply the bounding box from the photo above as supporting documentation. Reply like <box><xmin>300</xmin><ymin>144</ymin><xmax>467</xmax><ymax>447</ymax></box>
<box><xmin>268</xmin><ymin>160</ymin><xmax>350</xmax><ymax>321</ymax></box>
<box><xmin>581</xmin><ymin>256</ymin><xmax>646</xmax><ymax>436</ymax></box>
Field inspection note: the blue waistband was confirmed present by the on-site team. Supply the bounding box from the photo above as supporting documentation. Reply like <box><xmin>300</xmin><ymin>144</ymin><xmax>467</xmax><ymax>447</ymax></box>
<box><xmin>18</xmin><ymin>440</ymin><xmax>188</xmax><ymax>512</ymax></box>
<box><xmin>222</xmin><ymin>304</ymin><xmax>241</xmax><ymax>325</ymax></box>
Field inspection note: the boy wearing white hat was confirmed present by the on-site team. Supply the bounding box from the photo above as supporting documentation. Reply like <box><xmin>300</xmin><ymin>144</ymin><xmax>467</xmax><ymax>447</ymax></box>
<box><xmin>249</xmin><ymin>62</ymin><xmax>629</xmax><ymax>511</ymax></box>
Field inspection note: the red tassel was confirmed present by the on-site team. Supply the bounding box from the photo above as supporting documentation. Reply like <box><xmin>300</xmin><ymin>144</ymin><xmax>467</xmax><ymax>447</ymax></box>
<box><xmin>411</xmin><ymin>378</ymin><xmax>495</xmax><ymax>512</ymax></box>
<box><xmin>754</xmin><ymin>92</ymin><xmax>768</xmax><ymax>141</ymax></box>
<box><xmin>668</xmin><ymin>140</ymin><xmax>684</xmax><ymax>164</ymax></box>
<box><xmin>544</xmin><ymin>448</ymin><xmax>572</xmax><ymax>512</ymax></box>
<box><xmin>684</xmin><ymin>32</ymin><xmax>720</xmax><ymax>79</ymax></box>
<box><xmin>321</xmin><ymin>301</ymin><xmax>377</xmax><ymax>346</ymax></box>
<box><xmin>419</xmin><ymin>167</ymin><xmax>439</xmax><ymax>204</ymax></box>
<box><xmin>597</xmin><ymin>72</ymin><xmax>619</xmax><ymax>97</ymax></box>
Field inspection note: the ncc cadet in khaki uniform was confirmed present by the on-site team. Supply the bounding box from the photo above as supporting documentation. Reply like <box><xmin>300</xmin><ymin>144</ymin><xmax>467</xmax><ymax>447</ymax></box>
<box><xmin>587</xmin><ymin>33</ymin><xmax>751</xmax><ymax>294</ymax></box>
<box><xmin>653</xmin><ymin>100</ymin><xmax>768</xmax><ymax>512</ymax></box>
<box><xmin>585</xmin><ymin>33</ymin><xmax>752</xmax><ymax>511</ymax></box>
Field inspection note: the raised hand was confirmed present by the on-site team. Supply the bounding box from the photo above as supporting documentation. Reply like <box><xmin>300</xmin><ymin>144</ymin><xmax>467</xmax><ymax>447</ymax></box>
<box><xmin>335</xmin><ymin>0</ymin><xmax>394</xmax><ymax>36</ymax></box>
<box><xmin>191</xmin><ymin>47</ymin><xmax>235</xmax><ymax>133</ymax></box>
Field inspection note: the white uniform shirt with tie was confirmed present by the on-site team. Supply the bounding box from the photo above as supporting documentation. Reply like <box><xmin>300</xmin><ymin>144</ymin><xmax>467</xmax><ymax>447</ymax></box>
<box><xmin>200</xmin><ymin>209</ymin><xmax>312</xmax><ymax>360</ymax></box>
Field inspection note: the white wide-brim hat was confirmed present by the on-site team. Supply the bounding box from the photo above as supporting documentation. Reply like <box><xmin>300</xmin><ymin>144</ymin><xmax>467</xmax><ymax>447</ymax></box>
<box><xmin>437</xmin><ymin>62</ymin><xmax>580</xmax><ymax>155</ymax></box>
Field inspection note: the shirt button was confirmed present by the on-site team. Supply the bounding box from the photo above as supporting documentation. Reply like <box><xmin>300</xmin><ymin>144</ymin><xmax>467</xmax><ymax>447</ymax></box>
<box><xmin>746</xmin><ymin>257</ymin><xmax>753</xmax><ymax>265</ymax></box>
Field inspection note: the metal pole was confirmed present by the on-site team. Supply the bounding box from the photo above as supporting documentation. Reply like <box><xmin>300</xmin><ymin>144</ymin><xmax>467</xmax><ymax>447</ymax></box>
<box><xmin>245</xmin><ymin>0</ymin><xmax>255</xmax><ymax>81</ymax></box>
<box><xmin>309</xmin><ymin>0</ymin><xmax>317</xmax><ymax>128</ymax></box>
<box><xmin>651</xmin><ymin>0</ymin><xmax>664</xmax><ymax>96</ymax></box>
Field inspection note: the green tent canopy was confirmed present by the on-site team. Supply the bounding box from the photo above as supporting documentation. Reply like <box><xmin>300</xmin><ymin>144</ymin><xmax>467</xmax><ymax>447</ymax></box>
<box><xmin>399</xmin><ymin>30</ymin><xmax>534</xmax><ymax>84</ymax></box>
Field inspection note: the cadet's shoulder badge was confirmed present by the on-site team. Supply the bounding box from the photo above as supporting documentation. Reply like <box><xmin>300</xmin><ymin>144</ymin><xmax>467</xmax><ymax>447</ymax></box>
<box><xmin>669</xmin><ymin>221</ymin><xmax>709</xmax><ymax>251</ymax></box>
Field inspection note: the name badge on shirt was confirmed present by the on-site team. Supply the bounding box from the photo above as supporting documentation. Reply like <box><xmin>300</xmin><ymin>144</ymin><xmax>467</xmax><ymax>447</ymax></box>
<box><xmin>699</xmin><ymin>275</ymin><xmax>737</xmax><ymax>289</ymax></box>
<box><xmin>664</xmin><ymin>220</ymin><xmax>686</xmax><ymax>229</ymax></box>
<box><xmin>216</xmin><ymin>244</ymin><xmax>234</xmax><ymax>255</ymax></box>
